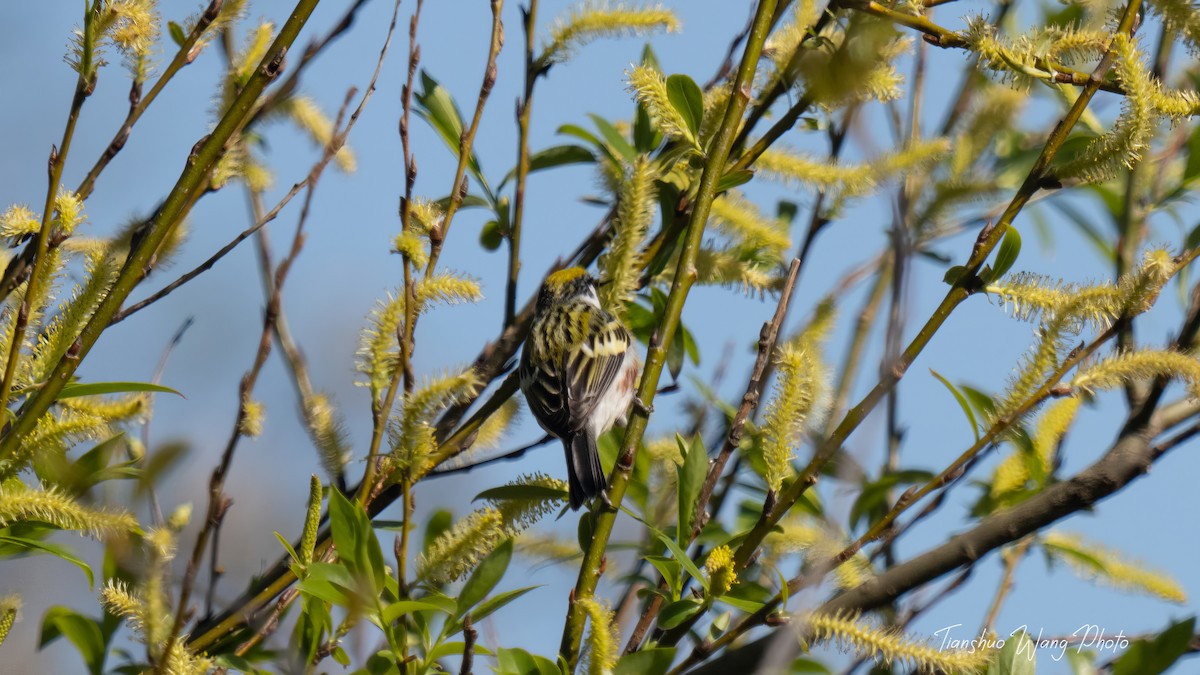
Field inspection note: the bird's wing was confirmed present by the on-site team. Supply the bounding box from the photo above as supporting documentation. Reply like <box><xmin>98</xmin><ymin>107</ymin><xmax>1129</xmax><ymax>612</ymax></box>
<box><xmin>520</xmin><ymin>342</ymin><xmax>570</xmax><ymax>436</ymax></box>
<box><xmin>562</xmin><ymin>308</ymin><xmax>631</xmax><ymax>433</ymax></box>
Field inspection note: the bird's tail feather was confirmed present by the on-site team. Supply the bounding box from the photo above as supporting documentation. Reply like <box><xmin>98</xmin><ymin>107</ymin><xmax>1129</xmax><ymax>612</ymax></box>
<box><xmin>565</xmin><ymin>433</ymin><xmax>605</xmax><ymax>510</ymax></box>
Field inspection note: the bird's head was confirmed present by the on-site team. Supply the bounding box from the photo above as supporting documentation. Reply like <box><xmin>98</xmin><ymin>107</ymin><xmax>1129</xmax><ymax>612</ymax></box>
<box><xmin>538</xmin><ymin>267</ymin><xmax>599</xmax><ymax>311</ymax></box>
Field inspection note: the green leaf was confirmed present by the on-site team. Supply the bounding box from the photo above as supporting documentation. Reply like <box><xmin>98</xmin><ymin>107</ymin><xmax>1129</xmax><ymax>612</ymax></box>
<box><xmin>719</xmin><ymin>580</ymin><xmax>777</xmax><ymax>614</ymax></box>
<box><xmin>647</xmin><ymin>525</ymin><xmax>706</xmax><ymax>591</ymax></box>
<box><xmin>414</xmin><ymin>71</ymin><xmax>491</xmax><ymax>198</ymax></box>
<box><xmin>848</xmin><ymin>470</ymin><xmax>934</xmax><ymax>531</ymax></box>
<box><xmin>715</xmin><ymin>593</ymin><xmax>765</xmax><ymax>613</ymax></box>
<box><xmin>1111</xmin><ymin>617</ymin><xmax>1195</xmax><ymax>675</ymax></box>
<box><xmin>56</xmin><ymin>381</ymin><xmax>182</xmax><ymax>400</ymax></box>
<box><xmin>676</xmin><ymin>434</ymin><xmax>707</xmax><ymax>544</ymax></box>
<box><xmin>474</xmin><ymin>484</ymin><xmax>568</xmax><ymax>503</ymax></box>
<box><xmin>588</xmin><ymin>114</ymin><xmax>637</xmax><ymax>160</ymax></box>
<box><xmin>961</xmin><ymin>385</ymin><xmax>998</xmax><ymax>422</ymax></box>
<box><xmin>500</xmin><ymin>145</ymin><xmax>595</xmax><ymax>189</ymax></box>
<box><xmin>1066</xmin><ymin>649</ymin><xmax>1098</xmax><ymax>675</ymax></box>
<box><xmin>716</xmin><ymin>169</ymin><xmax>755</xmax><ymax>194</ymax></box>
<box><xmin>426</xmin><ymin>641</ymin><xmax>495</xmax><ymax>661</ymax></box>
<box><xmin>943</xmin><ymin>265</ymin><xmax>967</xmax><ymax>285</ymax></box>
<box><xmin>379</xmin><ymin>600</ymin><xmax>447</xmax><ymax>624</ymax></box>
<box><xmin>480</xmin><ymin>220</ymin><xmax>504</xmax><ymax>251</ymax></box>
<box><xmin>633</xmin><ymin>100</ymin><xmax>661</xmax><ymax>153</ymax></box>
<box><xmin>988</xmin><ymin>630</ymin><xmax>1035</xmax><ymax>675</ymax></box>
<box><xmin>1185</xmin><ymin>123</ymin><xmax>1200</xmax><ymax>184</ymax></box>
<box><xmin>469</xmin><ymin>585</ymin><xmax>540</xmax><ymax>624</ymax></box>
<box><xmin>496</xmin><ymin>647</ymin><xmax>560</xmax><ymax>675</ymax></box>
<box><xmin>665</xmin><ymin>74</ymin><xmax>704</xmax><ymax>147</ymax></box>
<box><xmin>930</xmin><ymin>369</ymin><xmax>980</xmax><ymax>442</ymax></box>
<box><xmin>40</xmin><ymin>606</ymin><xmax>106</xmax><ymax>675</ymax></box>
<box><xmin>644</xmin><ymin>555</ymin><xmax>682</xmax><ymax>601</ymax></box>
<box><xmin>987</xmin><ymin>225</ymin><xmax>1022</xmax><ymax>282</ymax></box>
<box><xmin>657</xmin><ymin>598</ymin><xmax>703</xmax><ymax>630</ymax></box>
<box><xmin>615</xmin><ymin>647</ymin><xmax>676</xmax><ymax>675</ymax></box>
<box><xmin>0</xmin><ymin>535</ymin><xmax>94</xmax><ymax>589</ymax></box>
<box><xmin>215</xmin><ymin>655</ymin><xmax>270</xmax><ymax>674</ymax></box>
<box><xmin>297</xmin><ymin>562</ymin><xmax>360</xmax><ymax>606</ymax></box>
<box><xmin>274</xmin><ymin>531</ymin><xmax>300</xmax><ymax>566</ymax></box>
<box><xmin>425</xmin><ymin>509</ymin><xmax>453</xmax><ymax>551</ymax></box>
<box><xmin>456</xmin><ymin>538</ymin><xmax>512</xmax><ymax>618</ymax></box>
<box><xmin>577</xmin><ymin>509</ymin><xmax>594</xmax><ymax>553</ymax></box>
<box><xmin>327</xmin><ymin>490</ymin><xmax>385</xmax><ymax>595</ymax></box>
<box><xmin>167</xmin><ymin>21</ymin><xmax>186</xmax><ymax>47</ymax></box>
<box><xmin>558</xmin><ymin>123</ymin><xmax>605</xmax><ymax>150</ymax></box>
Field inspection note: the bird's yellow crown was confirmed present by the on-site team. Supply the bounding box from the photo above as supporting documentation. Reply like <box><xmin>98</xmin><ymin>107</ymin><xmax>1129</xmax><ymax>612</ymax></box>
<box><xmin>545</xmin><ymin>267</ymin><xmax>588</xmax><ymax>288</ymax></box>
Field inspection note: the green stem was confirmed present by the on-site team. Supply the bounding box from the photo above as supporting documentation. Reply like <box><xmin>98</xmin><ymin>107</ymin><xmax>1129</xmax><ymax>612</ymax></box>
<box><xmin>556</xmin><ymin>0</ymin><xmax>780</xmax><ymax>667</ymax></box>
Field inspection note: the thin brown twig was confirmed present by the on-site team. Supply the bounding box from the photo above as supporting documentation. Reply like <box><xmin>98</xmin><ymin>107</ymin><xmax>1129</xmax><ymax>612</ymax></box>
<box><xmin>423</xmin><ymin>0</ymin><xmax>505</xmax><ymax>275</ymax></box>
<box><xmin>504</xmin><ymin>0</ymin><xmax>542</xmax><ymax>327</ymax></box>
<box><xmin>110</xmin><ymin>175</ymin><xmax>311</xmax><ymax>324</ymax></box>
<box><xmin>460</xmin><ymin>614</ymin><xmax>477</xmax><ymax>675</ymax></box>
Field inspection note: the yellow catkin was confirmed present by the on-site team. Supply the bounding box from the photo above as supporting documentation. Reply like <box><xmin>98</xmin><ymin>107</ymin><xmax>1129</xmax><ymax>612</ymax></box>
<box><xmin>470</xmin><ymin>398</ymin><xmax>521</xmax><ymax>452</ymax></box>
<box><xmin>626</xmin><ymin>65</ymin><xmax>693</xmax><ymax>143</ymax></box>
<box><xmin>0</xmin><ymin>595</ymin><xmax>20</xmax><ymax>648</ymax></box>
<box><xmin>705</xmin><ymin>545</ymin><xmax>737</xmax><ymax>596</ymax></box>
<box><xmin>709</xmin><ymin>193</ymin><xmax>791</xmax><ymax>255</ymax></box>
<box><xmin>0</xmin><ymin>205</ymin><xmax>39</xmax><ymax>239</ymax></box>
<box><xmin>544</xmin><ymin>2</ymin><xmax>680</xmax><ymax>63</ymax></box>
<box><xmin>301</xmin><ymin>474</ymin><xmax>322</xmax><ymax>566</ymax></box>
<box><xmin>1043</xmin><ymin>532</ymin><xmax>1187</xmax><ymax>603</ymax></box>
<box><xmin>417</xmin><ymin>508</ymin><xmax>505</xmax><ymax>584</ymax></box>
<box><xmin>1073</xmin><ymin>350</ymin><xmax>1200</xmax><ymax>398</ymax></box>
<box><xmin>600</xmin><ymin>156</ymin><xmax>655</xmax><ymax>316</ymax></box>
<box><xmin>415</xmin><ymin>272</ymin><xmax>483</xmax><ymax>310</ymax></box>
<box><xmin>488</xmin><ymin>473</ymin><xmax>569</xmax><ymax>533</ymax></box>
<box><xmin>807</xmin><ymin>611</ymin><xmax>992</xmax><ymax>673</ymax></box>
<box><xmin>0</xmin><ymin>485</ymin><xmax>137</xmax><ymax>537</ymax></box>
<box><xmin>578</xmin><ymin>598</ymin><xmax>617</xmax><ymax>675</ymax></box>
<box><xmin>991</xmin><ymin>396</ymin><xmax>1080</xmax><ymax>498</ymax></box>
<box><xmin>239</xmin><ymin>397</ymin><xmax>265</xmax><ymax>437</ymax></box>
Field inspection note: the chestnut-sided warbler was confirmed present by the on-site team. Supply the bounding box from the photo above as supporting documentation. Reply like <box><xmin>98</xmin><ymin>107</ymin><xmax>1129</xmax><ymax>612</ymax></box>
<box><xmin>519</xmin><ymin>267</ymin><xmax>641</xmax><ymax>509</ymax></box>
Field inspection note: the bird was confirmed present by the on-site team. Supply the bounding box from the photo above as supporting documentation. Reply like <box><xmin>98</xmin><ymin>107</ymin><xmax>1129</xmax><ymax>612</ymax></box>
<box><xmin>519</xmin><ymin>267</ymin><xmax>642</xmax><ymax>510</ymax></box>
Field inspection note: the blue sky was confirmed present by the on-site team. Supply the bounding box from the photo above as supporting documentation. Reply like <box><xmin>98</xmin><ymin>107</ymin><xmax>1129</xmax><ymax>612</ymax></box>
<box><xmin>2</xmin><ymin>1</ymin><xmax>1197</xmax><ymax>672</ymax></box>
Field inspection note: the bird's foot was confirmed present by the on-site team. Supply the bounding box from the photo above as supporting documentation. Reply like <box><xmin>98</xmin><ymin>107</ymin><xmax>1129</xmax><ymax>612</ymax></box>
<box><xmin>633</xmin><ymin>398</ymin><xmax>654</xmax><ymax>416</ymax></box>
